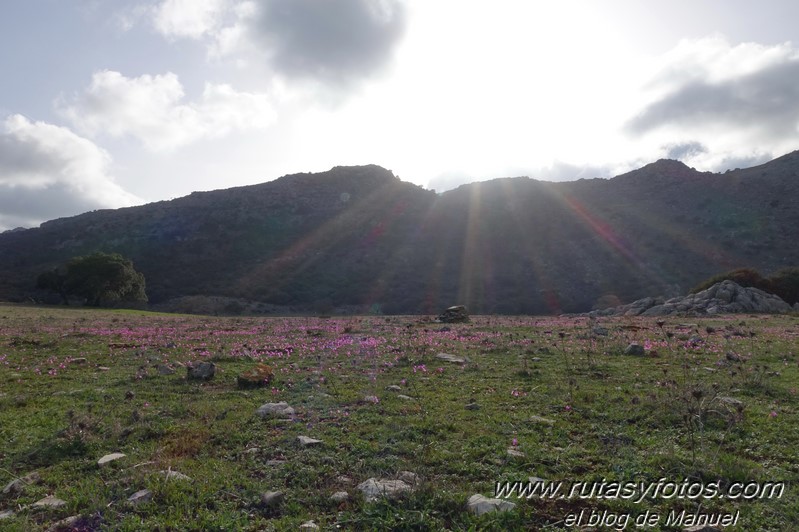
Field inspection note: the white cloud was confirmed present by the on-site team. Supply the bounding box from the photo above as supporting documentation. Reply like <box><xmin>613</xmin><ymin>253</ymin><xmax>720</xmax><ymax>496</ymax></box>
<box><xmin>58</xmin><ymin>70</ymin><xmax>275</xmax><ymax>151</ymax></box>
<box><xmin>147</xmin><ymin>0</ymin><xmax>407</xmax><ymax>88</ymax></box>
<box><xmin>0</xmin><ymin>115</ymin><xmax>140</xmax><ymax>230</ymax></box>
<box><xmin>627</xmin><ymin>36</ymin><xmax>799</xmax><ymax>172</ymax></box>
<box><xmin>152</xmin><ymin>0</ymin><xmax>229</xmax><ymax>39</ymax></box>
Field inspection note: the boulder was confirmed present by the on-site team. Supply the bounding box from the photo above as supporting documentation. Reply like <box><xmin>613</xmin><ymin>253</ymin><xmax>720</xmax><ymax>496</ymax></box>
<box><xmin>437</xmin><ymin>305</ymin><xmax>470</xmax><ymax>323</ymax></box>
<box><xmin>624</xmin><ymin>343</ymin><xmax>645</xmax><ymax>356</ymax></box>
<box><xmin>237</xmin><ymin>363</ymin><xmax>274</xmax><ymax>388</ymax></box>
<box><xmin>591</xmin><ymin>281</ymin><xmax>792</xmax><ymax>317</ymax></box>
<box><xmin>186</xmin><ymin>361</ymin><xmax>215</xmax><ymax>381</ymax></box>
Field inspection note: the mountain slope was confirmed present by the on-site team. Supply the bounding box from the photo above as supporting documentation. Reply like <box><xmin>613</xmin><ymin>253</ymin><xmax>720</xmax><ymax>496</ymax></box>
<box><xmin>1</xmin><ymin>154</ymin><xmax>798</xmax><ymax>314</ymax></box>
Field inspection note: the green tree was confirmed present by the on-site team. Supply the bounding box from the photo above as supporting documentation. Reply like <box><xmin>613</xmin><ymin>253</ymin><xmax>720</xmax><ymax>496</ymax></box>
<box><xmin>690</xmin><ymin>268</ymin><xmax>769</xmax><ymax>294</ymax></box>
<box><xmin>767</xmin><ymin>267</ymin><xmax>799</xmax><ymax>306</ymax></box>
<box><xmin>39</xmin><ymin>252</ymin><xmax>148</xmax><ymax>307</ymax></box>
<box><xmin>36</xmin><ymin>268</ymin><xmax>69</xmax><ymax>305</ymax></box>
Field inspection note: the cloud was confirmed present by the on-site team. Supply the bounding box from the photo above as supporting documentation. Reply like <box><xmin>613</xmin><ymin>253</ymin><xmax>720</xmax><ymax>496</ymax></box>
<box><xmin>0</xmin><ymin>115</ymin><xmax>140</xmax><ymax>230</ymax></box>
<box><xmin>663</xmin><ymin>141</ymin><xmax>708</xmax><ymax>161</ymax></box>
<box><xmin>148</xmin><ymin>0</ymin><xmax>407</xmax><ymax>88</ymax></box>
<box><xmin>152</xmin><ymin>0</ymin><xmax>229</xmax><ymax>39</ymax></box>
<box><xmin>627</xmin><ymin>37</ymin><xmax>799</xmax><ymax>139</ymax></box>
<box><xmin>58</xmin><ymin>70</ymin><xmax>275</xmax><ymax>151</ymax></box>
<box><xmin>246</xmin><ymin>0</ymin><xmax>407</xmax><ymax>85</ymax></box>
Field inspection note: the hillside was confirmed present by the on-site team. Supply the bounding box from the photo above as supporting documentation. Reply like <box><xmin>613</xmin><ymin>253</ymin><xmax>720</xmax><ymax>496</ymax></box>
<box><xmin>1</xmin><ymin>154</ymin><xmax>798</xmax><ymax>314</ymax></box>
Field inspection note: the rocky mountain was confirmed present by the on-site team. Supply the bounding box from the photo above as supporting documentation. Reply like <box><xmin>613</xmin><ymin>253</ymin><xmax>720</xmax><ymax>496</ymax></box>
<box><xmin>1</xmin><ymin>153</ymin><xmax>798</xmax><ymax>314</ymax></box>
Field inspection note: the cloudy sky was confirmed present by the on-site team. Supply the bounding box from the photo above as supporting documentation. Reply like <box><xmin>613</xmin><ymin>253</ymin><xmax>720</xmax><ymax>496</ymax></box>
<box><xmin>2</xmin><ymin>0</ymin><xmax>799</xmax><ymax>230</ymax></box>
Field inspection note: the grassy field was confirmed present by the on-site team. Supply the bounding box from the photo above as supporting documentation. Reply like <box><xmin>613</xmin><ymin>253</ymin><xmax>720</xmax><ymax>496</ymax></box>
<box><xmin>0</xmin><ymin>304</ymin><xmax>796</xmax><ymax>530</ymax></box>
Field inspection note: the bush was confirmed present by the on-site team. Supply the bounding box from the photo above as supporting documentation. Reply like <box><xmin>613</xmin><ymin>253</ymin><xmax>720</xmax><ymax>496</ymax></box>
<box><xmin>768</xmin><ymin>267</ymin><xmax>799</xmax><ymax>305</ymax></box>
<box><xmin>690</xmin><ymin>268</ymin><xmax>770</xmax><ymax>294</ymax></box>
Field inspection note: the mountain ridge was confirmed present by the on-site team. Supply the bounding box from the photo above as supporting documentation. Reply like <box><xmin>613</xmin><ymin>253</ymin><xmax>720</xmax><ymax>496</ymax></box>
<box><xmin>1</xmin><ymin>153</ymin><xmax>798</xmax><ymax>314</ymax></box>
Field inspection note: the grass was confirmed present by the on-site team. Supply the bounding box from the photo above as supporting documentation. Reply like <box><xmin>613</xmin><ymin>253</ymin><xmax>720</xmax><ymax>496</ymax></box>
<box><xmin>0</xmin><ymin>304</ymin><xmax>797</xmax><ymax>530</ymax></box>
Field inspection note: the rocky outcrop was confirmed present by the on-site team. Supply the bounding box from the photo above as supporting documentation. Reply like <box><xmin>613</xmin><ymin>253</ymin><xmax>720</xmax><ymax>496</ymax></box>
<box><xmin>590</xmin><ymin>281</ymin><xmax>792</xmax><ymax>317</ymax></box>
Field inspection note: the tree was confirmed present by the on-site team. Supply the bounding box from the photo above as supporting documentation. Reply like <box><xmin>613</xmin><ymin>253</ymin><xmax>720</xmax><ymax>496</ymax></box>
<box><xmin>39</xmin><ymin>252</ymin><xmax>148</xmax><ymax>307</ymax></box>
<box><xmin>690</xmin><ymin>268</ymin><xmax>769</xmax><ymax>294</ymax></box>
<box><xmin>768</xmin><ymin>267</ymin><xmax>799</xmax><ymax>306</ymax></box>
<box><xmin>36</xmin><ymin>268</ymin><xmax>69</xmax><ymax>305</ymax></box>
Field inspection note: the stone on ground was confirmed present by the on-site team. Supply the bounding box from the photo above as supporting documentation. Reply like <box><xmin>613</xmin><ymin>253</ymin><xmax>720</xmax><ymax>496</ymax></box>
<box><xmin>357</xmin><ymin>478</ymin><xmax>414</xmax><ymax>502</ymax></box>
<box><xmin>297</xmin><ymin>436</ymin><xmax>323</xmax><ymax>447</ymax></box>
<box><xmin>466</xmin><ymin>494</ymin><xmax>516</xmax><ymax>515</ymax></box>
<box><xmin>128</xmin><ymin>489</ymin><xmax>153</xmax><ymax>505</ymax></box>
<box><xmin>187</xmin><ymin>361</ymin><xmax>215</xmax><ymax>380</ymax></box>
<box><xmin>97</xmin><ymin>452</ymin><xmax>126</xmax><ymax>466</ymax></box>
<box><xmin>32</xmin><ymin>496</ymin><xmax>66</xmax><ymax>509</ymax></box>
<box><xmin>256</xmin><ymin>402</ymin><xmax>295</xmax><ymax>418</ymax></box>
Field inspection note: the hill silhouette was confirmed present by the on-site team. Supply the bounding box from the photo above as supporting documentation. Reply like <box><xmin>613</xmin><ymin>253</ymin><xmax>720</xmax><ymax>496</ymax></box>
<box><xmin>1</xmin><ymin>154</ymin><xmax>798</xmax><ymax>314</ymax></box>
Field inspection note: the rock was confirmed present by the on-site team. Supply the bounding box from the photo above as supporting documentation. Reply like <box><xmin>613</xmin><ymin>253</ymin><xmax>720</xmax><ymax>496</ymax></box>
<box><xmin>237</xmin><ymin>363</ymin><xmax>274</xmax><ymax>388</ymax></box>
<box><xmin>160</xmin><ymin>470</ymin><xmax>192</xmax><ymax>481</ymax></box>
<box><xmin>156</xmin><ymin>364</ymin><xmax>175</xmax><ymax>375</ymax></box>
<box><xmin>396</xmin><ymin>394</ymin><xmax>413</xmax><ymax>400</ymax></box>
<box><xmin>592</xmin><ymin>326</ymin><xmax>609</xmax><ymax>336</ymax></box>
<box><xmin>624</xmin><ymin>343</ymin><xmax>645</xmax><ymax>356</ymax></box>
<box><xmin>591</xmin><ymin>281</ymin><xmax>792</xmax><ymax>317</ymax></box>
<box><xmin>297</xmin><ymin>436</ymin><xmax>323</xmax><ymax>447</ymax></box>
<box><xmin>256</xmin><ymin>402</ymin><xmax>295</xmax><ymax>418</ymax></box>
<box><xmin>465</xmin><ymin>402</ymin><xmax>480</xmax><ymax>410</ymax></box>
<box><xmin>0</xmin><ymin>510</ymin><xmax>14</xmax><ymax>519</ymax></box>
<box><xmin>97</xmin><ymin>452</ymin><xmax>126</xmax><ymax>466</ymax></box>
<box><xmin>466</xmin><ymin>494</ymin><xmax>516</xmax><ymax>515</ymax></box>
<box><xmin>260</xmin><ymin>491</ymin><xmax>284</xmax><ymax>508</ymax></box>
<box><xmin>2</xmin><ymin>471</ymin><xmax>40</xmax><ymax>496</ymax></box>
<box><xmin>70</xmin><ymin>358</ymin><xmax>87</xmax><ymax>364</ymax></box>
<box><xmin>299</xmin><ymin>521</ymin><xmax>320</xmax><ymax>530</ymax></box>
<box><xmin>436</xmin><ymin>352</ymin><xmax>467</xmax><ymax>364</ymax></box>
<box><xmin>437</xmin><ymin>305</ymin><xmax>470</xmax><ymax>323</ymax></box>
<box><xmin>127</xmin><ymin>489</ymin><xmax>152</xmax><ymax>505</ymax></box>
<box><xmin>386</xmin><ymin>385</ymin><xmax>402</xmax><ymax>392</ymax></box>
<box><xmin>187</xmin><ymin>361</ymin><xmax>215</xmax><ymax>381</ymax></box>
<box><xmin>45</xmin><ymin>515</ymin><xmax>81</xmax><ymax>531</ymax></box>
<box><xmin>330</xmin><ymin>491</ymin><xmax>349</xmax><ymax>503</ymax></box>
<box><xmin>357</xmin><ymin>478</ymin><xmax>413</xmax><ymax>502</ymax></box>
<box><xmin>507</xmin><ymin>448</ymin><xmax>525</xmax><ymax>458</ymax></box>
<box><xmin>32</xmin><ymin>495</ymin><xmax>66</xmax><ymax>509</ymax></box>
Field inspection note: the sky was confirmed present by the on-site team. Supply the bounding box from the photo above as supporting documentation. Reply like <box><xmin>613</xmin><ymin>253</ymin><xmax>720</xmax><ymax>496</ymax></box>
<box><xmin>2</xmin><ymin>0</ymin><xmax>799</xmax><ymax>231</ymax></box>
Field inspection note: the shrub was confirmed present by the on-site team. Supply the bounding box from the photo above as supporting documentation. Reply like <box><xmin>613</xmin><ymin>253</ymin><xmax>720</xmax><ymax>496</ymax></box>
<box><xmin>690</xmin><ymin>268</ymin><xmax>770</xmax><ymax>294</ymax></box>
<box><xmin>767</xmin><ymin>267</ymin><xmax>799</xmax><ymax>305</ymax></box>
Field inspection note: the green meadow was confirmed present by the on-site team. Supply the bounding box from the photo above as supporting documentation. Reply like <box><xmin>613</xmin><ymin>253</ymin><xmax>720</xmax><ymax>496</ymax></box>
<box><xmin>0</xmin><ymin>304</ymin><xmax>796</xmax><ymax>530</ymax></box>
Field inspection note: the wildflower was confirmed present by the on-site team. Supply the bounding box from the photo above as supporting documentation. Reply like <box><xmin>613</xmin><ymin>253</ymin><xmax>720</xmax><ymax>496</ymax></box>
<box><xmin>511</xmin><ymin>438</ymin><xmax>518</xmax><ymax>447</ymax></box>
<box><xmin>565</xmin><ymin>405</ymin><xmax>572</xmax><ymax>411</ymax></box>
<box><xmin>769</xmin><ymin>411</ymin><xmax>778</xmax><ymax>418</ymax></box>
